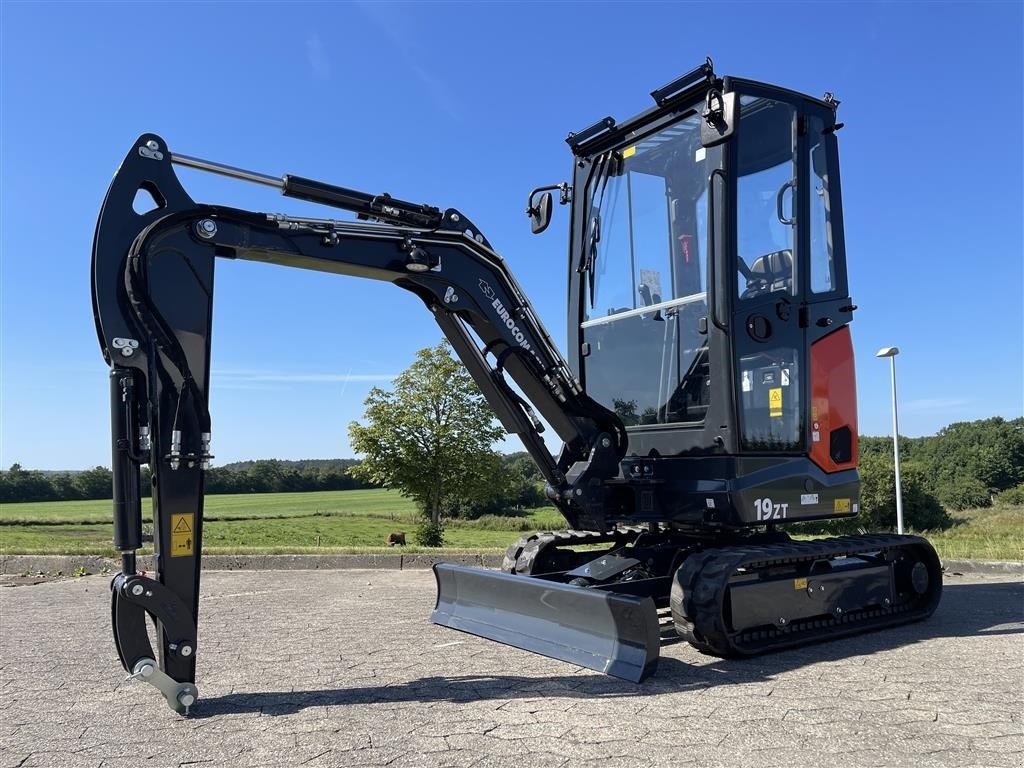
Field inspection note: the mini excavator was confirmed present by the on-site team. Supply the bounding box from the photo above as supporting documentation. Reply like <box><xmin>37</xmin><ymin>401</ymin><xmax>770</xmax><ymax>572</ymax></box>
<box><xmin>93</xmin><ymin>60</ymin><xmax>942</xmax><ymax>713</ymax></box>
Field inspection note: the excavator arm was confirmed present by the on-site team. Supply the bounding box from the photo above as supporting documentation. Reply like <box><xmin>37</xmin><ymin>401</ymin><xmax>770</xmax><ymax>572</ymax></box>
<box><xmin>92</xmin><ymin>134</ymin><xmax>631</xmax><ymax>711</ymax></box>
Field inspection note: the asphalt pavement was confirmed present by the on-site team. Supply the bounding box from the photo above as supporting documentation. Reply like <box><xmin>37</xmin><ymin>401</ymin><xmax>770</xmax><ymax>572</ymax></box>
<box><xmin>1</xmin><ymin>569</ymin><xmax>1021</xmax><ymax>768</ymax></box>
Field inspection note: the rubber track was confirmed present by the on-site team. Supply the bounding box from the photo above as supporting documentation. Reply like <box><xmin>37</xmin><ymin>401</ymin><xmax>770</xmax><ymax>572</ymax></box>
<box><xmin>670</xmin><ymin>534</ymin><xmax>942</xmax><ymax>656</ymax></box>
<box><xmin>501</xmin><ymin>527</ymin><xmax>646</xmax><ymax>575</ymax></box>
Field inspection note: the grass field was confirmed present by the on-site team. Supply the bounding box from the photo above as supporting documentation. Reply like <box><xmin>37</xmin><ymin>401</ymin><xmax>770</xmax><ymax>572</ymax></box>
<box><xmin>0</xmin><ymin>489</ymin><xmax>566</xmax><ymax>555</ymax></box>
<box><xmin>1</xmin><ymin>489</ymin><xmax>1020</xmax><ymax>560</ymax></box>
<box><xmin>914</xmin><ymin>504</ymin><xmax>1024</xmax><ymax>562</ymax></box>
<box><xmin>0</xmin><ymin>489</ymin><xmax>417</xmax><ymax>524</ymax></box>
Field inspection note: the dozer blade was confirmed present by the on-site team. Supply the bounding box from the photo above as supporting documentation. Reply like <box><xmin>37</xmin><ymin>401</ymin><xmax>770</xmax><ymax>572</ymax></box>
<box><xmin>431</xmin><ymin>563</ymin><xmax>660</xmax><ymax>682</ymax></box>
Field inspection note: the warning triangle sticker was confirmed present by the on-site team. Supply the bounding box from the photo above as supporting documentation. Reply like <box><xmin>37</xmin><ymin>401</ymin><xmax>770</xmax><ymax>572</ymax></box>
<box><xmin>173</xmin><ymin>516</ymin><xmax>192</xmax><ymax>533</ymax></box>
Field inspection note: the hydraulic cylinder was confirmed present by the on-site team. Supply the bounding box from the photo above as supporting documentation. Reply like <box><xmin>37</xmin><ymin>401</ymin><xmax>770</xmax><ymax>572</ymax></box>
<box><xmin>110</xmin><ymin>369</ymin><xmax>142</xmax><ymax>552</ymax></box>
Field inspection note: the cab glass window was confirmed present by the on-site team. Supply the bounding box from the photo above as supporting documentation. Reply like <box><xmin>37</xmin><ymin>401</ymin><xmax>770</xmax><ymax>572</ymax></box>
<box><xmin>582</xmin><ymin>110</ymin><xmax>711</xmax><ymax>425</ymax></box>
<box><xmin>808</xmin><ymin>116</ymin><xmax>836</xmax><ymax>293</ymax></box>
<box><xmin>735</xmin><ymin>97</ymin><xmax>797</xmax><ymax>302</ymax></box>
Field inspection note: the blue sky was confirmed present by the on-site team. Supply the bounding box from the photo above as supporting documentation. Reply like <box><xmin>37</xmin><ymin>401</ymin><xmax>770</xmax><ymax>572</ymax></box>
<box><xmin>2</xmin><ymin>1</ymin><xmax>1021</xmax><ymax>469</ymax></box>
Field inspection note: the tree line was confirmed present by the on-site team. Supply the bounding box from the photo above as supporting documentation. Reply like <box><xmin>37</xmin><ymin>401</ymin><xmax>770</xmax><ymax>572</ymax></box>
<box><xmin>3</xmin><ymin>417</ymin><xmax>1021</xmax><ymax>537</ymax></box>
<box><xmin>0</xmin><ymin>453</ymin><xmax>547</xmax><ymax>508</ymax></box>
<box><xmin>860</xmin><ymin>416</ymin><xmax>1023</xmax><ymax>510</ymax></box>
<box><xmin>0</xmin><ymin>459</ymin><xmax>378</xmax><ymax>503</ymax></box>
<box><xmin>810</xmin><ymin>416</ymin><xmax>1023</xmax><ymax>534</ymax></box>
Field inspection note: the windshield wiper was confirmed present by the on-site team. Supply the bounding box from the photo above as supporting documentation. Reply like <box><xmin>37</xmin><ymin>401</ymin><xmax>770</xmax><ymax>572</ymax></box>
<box><xmin>578</xmin><ymin>152</ymin><xmax>615</xmax><ymax>307</ymax></box>
<box><xmin>586</xmin><ymin>214</ymin><xmax>601</xmax><ymax>305</ymax></box>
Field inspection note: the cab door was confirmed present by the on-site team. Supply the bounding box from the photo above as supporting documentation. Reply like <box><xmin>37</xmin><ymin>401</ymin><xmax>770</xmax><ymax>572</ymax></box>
<box><xmin>729</xmin><ymin>88</ymin><xmax>856</xmax><ymax>471</ymax></box>
<box><xmin>802</xmin><ymin>103</ymin><xmax>857</xmax><ymax>473</ymax></box>
<box><xmin>730</xmin><ymin>93</ymin><xmax>806</xmax><ymax>454</ymax></box>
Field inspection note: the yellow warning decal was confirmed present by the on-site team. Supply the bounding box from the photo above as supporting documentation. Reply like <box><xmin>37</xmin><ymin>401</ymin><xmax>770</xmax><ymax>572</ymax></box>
<box><xmin>622</xmin><ymin>145</ymin><xmax>637</xmax><ymax>158</ymax></box>
<box><xmin>794</xmin><ymin>577</ymin><xmax>808</xmax><ymax>590</ymax></box>
<box><xmin>170</xmin><ymin>513</ymin><xmax>194</xmax><ymax>557</ymax></box>
<box><xmin>834</xmin><ymin>498</ymin><xmax>851</xmax><ymax>514</ymax></box>
<box><xmin>768</xmin><ymin>387</ymin><xmax>783</xmax><ymax>417</ymax></box>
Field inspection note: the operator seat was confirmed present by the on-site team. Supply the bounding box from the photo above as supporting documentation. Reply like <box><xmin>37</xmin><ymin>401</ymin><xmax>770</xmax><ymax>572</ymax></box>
<box><xmin>741</xmin><ymin>249</ymin><xmax>793</xmax><ymax>300</ymax></box>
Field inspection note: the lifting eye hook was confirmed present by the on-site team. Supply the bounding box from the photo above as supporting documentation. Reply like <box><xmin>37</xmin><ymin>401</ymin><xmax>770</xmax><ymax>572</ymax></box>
<box><xmin>703</xmin><ymin>88</ymin><xmax>725</xmax><ymax>128</ymax></box>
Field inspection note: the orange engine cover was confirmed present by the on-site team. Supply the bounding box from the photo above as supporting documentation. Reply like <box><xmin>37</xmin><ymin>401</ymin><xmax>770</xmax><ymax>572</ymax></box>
<box><xmin>809</xmin><ymin>326</ymin><xmax>858</xmax><ymax>472</ymax></box>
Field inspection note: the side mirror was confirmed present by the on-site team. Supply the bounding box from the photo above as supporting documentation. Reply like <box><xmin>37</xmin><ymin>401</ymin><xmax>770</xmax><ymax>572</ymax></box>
<box><xmin>701</xmin><ymin>89</ymin><xmax>736</xmax><ymax>148</ymax></box>
<box><xmin>526</xmin><ymin>183</ymin><xmax>569</xmax><ymax>235</ymax></box>
<box><xmin>528</xmin><ymin>191</ymin><xmax>553</xmax><ymax>235</ymax></box>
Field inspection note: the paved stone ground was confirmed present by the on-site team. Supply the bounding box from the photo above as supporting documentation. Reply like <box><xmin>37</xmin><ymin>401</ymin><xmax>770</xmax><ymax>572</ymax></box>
<box><xmin>1</xmin><ymin>570</ymin><xmax>1021</xmax><ymax>768</ymax></box>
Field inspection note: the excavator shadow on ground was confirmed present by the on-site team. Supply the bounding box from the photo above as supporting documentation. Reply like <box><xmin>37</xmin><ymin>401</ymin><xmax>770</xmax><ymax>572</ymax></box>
<box><xmin>196</xmin><ymin>579</ymin><xmax>1023</xmax><ymax>718</ymax></box>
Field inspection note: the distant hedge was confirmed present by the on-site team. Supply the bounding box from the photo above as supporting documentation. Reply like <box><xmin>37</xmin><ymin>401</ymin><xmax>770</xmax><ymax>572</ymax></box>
<box><xmin>0</xmin><ymin>454</ymin><xmax>545</xmax><ymax>512</ymax></box>
<box><xmin>0</xmin><ymin>459</ymin><xmax>377</xmax><ymax>503</ymax></box>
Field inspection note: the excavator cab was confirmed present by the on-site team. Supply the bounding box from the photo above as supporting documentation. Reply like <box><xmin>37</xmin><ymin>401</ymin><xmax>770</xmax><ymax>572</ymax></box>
<box><xmin>562</xmin><ymin>70</ymin><xmax>859</xmax><ymax>530</ymax></box>
<box><xmin>92</xmin><ymin>61</ymin><xmax>941</xmax><ymax>712</ymax></box>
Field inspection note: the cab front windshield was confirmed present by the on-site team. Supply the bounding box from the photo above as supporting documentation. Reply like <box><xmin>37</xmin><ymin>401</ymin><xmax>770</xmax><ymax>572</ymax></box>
<box><xmin>581</xmin><ymin>108</ymin><xmax>710</xmax><ymax>426</ymax></box>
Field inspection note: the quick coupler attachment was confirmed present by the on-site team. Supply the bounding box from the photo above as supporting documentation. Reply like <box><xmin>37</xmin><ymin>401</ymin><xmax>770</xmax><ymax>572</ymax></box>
<box><xmin>110</xmin><ymin>573</ymin><xmax>199</xmax><ymax>714</ymax></box>
<box><xmin>125</xmin><ymin>658</ymin><xmax>199</xmax><ymax>717</ymax></box>
<box><xmin>431</xmin><ymin>563</ymin><xmax>660</xmax><ymax>682</ymax></box>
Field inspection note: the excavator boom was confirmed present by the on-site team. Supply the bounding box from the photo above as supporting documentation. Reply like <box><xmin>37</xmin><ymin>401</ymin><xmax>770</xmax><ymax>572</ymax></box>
<box><xmin>94</xmin><ymin>133</ymin><xmax>642</xmax><ymax>707</ymax></box>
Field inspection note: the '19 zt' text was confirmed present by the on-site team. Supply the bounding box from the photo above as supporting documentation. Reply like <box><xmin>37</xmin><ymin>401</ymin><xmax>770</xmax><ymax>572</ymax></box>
<box><xmin>754</xmin><ymin>497</ymin><xmax>789</xmax><ymax>521</ymax></box>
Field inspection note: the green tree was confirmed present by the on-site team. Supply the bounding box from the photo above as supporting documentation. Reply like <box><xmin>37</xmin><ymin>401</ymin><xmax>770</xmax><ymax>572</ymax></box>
<box><xmin>997</xmin><ymin>484</ymin><xmax>1024</xmax><ymax>505</ymax></box>
<box><xmin>247</xmin><ymin>460</ymin><xmax>284</xmax><ymax>492</ymax></box>
<box><xmin>347</xmin><ymin>343</ymin><xmax>505</xmax><ymax>544</ymax></box>
<box><xmin>936</xmin><ymin>475</ymin><xmax>991</xmax><ymax>511</ymax></box>
<box><xmin>72</xmin><ymin>466</ymin><xmax>113</xmax><ymax>499</ymax></box>
<box><xmin>0</xmin><ymin>464</ymin><xmax>55</xmax><ymax>502</ymax></box>
<box><xmin>502</xmin><ymin>453</ymin><xmax>548</xmax><ymax>509</ymax></box>
<box><xmin>49</xmin><ymin>472</ymin><xmax>81</xmax><ymax>500</ymax></box>
<box><xmin>924</xmin><ymin>417</ymin><xmax>1024</xmax><ymax>504</ymax></box>
<box><xmin>857</xmin><ymin>452</ymin><xmax>952</xmax><ymax>532</ymax></box>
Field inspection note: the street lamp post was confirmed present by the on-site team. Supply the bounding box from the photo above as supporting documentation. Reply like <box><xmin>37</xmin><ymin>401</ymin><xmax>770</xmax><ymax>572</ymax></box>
<box><xmin>876</xmin><ymin>347</ymin><xmax>903</xmax><ymax>534</ymax></box>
